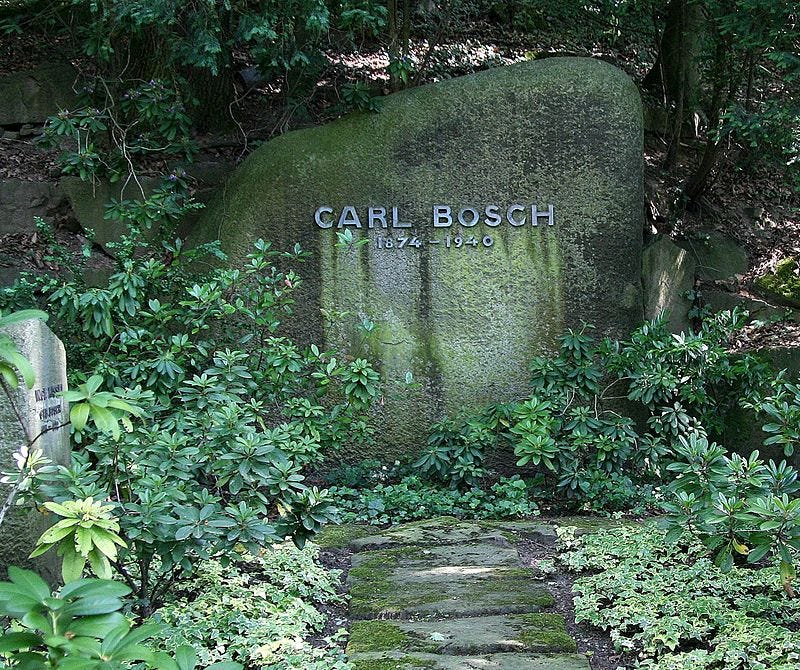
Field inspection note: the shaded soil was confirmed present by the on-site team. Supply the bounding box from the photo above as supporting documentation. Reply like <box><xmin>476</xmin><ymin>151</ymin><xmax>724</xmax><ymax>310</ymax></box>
<box><xmin>315</xmin><ymin>547</ymin><xmax>354</xmax><ymax>652</ymax></box>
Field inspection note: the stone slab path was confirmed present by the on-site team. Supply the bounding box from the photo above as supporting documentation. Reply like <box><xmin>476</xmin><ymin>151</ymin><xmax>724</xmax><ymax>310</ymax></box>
<box><xmin>329</xmin><ymin>518</ymin><xmax>592</xmax><ymax>670</ymax></box>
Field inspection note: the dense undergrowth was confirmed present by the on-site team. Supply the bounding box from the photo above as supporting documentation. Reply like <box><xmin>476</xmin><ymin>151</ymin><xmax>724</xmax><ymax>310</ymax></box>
<box><xmin>561</xmin><ymin>522</ymin><xmax>800</xmax><ymax>669</ymax></box>
<box><xmin>2</xmin><ymin>236</ymin><xmax>800</xmax><ymax>667</ymax></box>
<box><xmin>152</xmin><ymin>544</ymin><xmax>351</xmax><ymax>670</ymax></box>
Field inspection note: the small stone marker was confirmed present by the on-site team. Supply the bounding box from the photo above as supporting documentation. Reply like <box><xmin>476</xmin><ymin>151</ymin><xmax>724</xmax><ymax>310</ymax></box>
<box><xmin>195</xmin><ymin>56</ymin><xmax>644</xmax><ymax>455</ymax></box>
<box><xmin>0</xmin><ymin>318</ymin><xmax>70</xmax><ymax>581</ymax></box>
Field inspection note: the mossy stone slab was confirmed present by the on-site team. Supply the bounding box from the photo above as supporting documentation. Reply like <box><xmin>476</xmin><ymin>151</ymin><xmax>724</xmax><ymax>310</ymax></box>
<box><xmin>349</xmin><ymin>651</ymin><xmax>591</xmax><ymax>670</ymax></box>
<box><xmin>479</xmin><ymin>520</ymin><xmax>557</xmax><ymax>540</ymax></box>
<box><xmin>347</xmin><ymin>613</ymin><xmax>576</xmax><ymax>655</ymax></box>
<box><xmin>192</xmin><ymin>56</ymin><xmax>644</xmax><ymax>458</ymax></box>
<box><xmin>348</xmin><ymin>543</ymin><xmax>554</xmax><ymax>618</ymax></box>
<box><xmin>350</xmin><ymin>543</ymin><xmax>521</xmax><ymax>573</ymax></box>
<box><xmin>350</xmin><ymin>518</ymin><xmax>513</xmax><ymax>551</ymax></box>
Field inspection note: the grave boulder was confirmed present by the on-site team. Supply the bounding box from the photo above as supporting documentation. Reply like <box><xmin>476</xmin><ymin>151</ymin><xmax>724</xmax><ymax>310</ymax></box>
<box><xmin>194</xmin><ymin>57</ymin><xmax>645</xmax><ymax>455</ymax></box>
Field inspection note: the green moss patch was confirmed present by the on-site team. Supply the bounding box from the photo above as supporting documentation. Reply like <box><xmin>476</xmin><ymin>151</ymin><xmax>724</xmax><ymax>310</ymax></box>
<box><xmin>347</xmin><ymin>621</ymin><xmax>412</xmax><ymax>654</ymax></box>
<box><xmin>511</xmin><ymin>613</ymin><xmax>577</xmax><ymax>652</ymax></box>
<box><xmin>351</xmin><ymin>657</ymin><xmax>437</xmax><ymax>670</ymax></box>
<box><xmin>350</xmin><ymin>652</ymin><xmax>591</xmax><ymax>670</ymax></box>
<box><xmin>314</xmin><ymin>523</ymin><xmax>373</xmax><ymax>549</ymax></box>
<box><xmin>757</xmin><ymin>257</ymin><xmax>800</xmax><ymax>307</ymax></box>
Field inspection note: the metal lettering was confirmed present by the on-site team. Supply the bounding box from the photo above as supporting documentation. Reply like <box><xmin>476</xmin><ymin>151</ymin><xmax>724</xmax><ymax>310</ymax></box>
<box><xmin>484</xmin><ymin>205</ymin><xmax>502</xmax><ymax>227</ymax></box>
<box><xmin>531</xmin><ymin>204</ymin><xmax>555</xmax><ymax>227</ymax></box>
<box><xmin>368</xmin><ymin>207</ymin><xmax>388</xmax><ymax>229</ymax></box>
<box><xmin>314</xmin><ymin>206</ymin><xmax>334</xmax><ymax>229</ymax></box>
<box><xmin>393</xmin><ymin>206</ymin><xmax>411</xmax><ymax>228</ymax></box>
<box><xmin>433</xmin><ymin>205</ymin><xmax>452</xmax><ymax>227</ymax></box>
<box><xmin>458</xmin><ymin>207</ymin><xmax>479</xmax><ymax>227</ymax></box>
<box><xmin>338</xmin><ymin>206</ymin><xmax>362</xmax><ymax>228</ymax></box>
<box><xmin>507</xmin><ymin>204</ymin><xmax>526</xmax><ymax>226</ymax></box>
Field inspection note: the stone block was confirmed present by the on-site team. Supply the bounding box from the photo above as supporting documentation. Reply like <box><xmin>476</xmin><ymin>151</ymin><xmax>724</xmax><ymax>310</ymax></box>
<box><xmin>678</xmin><ymin>230</ymin><xmax>748</xmax><ymax>281</ymax></box>
<box><xmin>0</xmin><ymin>63</ymin><xmax>78</xmax><ymax>126</ymax></box>
<box><xmin>0</xmin><ymin>318</ymin><xmax>70</xmax><ymax>582</ymax></box>
<box><xmin>642</xmin><ymin>235</ymin><xmax>695</xmax><ymax>332</ymax></box>
<box><xmin>0</xmin><ymin>179</ymin><xmax>66</xmax><ymax>235</ymax></box>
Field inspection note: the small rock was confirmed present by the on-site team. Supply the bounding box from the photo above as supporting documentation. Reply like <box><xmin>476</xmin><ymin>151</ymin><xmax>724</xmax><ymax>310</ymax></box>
<box><xmin>2</xmin><ymin>131</ymin><xmax>19</xmax><ymax>141</ymax></box>
<box><xmin>19</xmin><ymin>124</ymin><xmax>36</xmax><ymax>137</ymax></box>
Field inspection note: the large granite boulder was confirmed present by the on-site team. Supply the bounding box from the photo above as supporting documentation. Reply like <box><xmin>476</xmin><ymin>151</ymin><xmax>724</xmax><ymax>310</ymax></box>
<box><xmin>193</xmin><ymin>57</ymin><xmax>644</xmax><ymax>456</ymax></box>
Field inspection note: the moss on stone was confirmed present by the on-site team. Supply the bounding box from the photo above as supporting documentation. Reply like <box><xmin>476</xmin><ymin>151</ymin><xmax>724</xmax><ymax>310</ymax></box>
<box><xmin>470</xmin><ymin>575</ymin><xmax>555</xmax><ymax>610</ymax></box>
<box><xmin>511</xmin><ymin>613</ymin><xmax>577</xmax><ymax>652</ymax></box>
<box><xmin>347</xmin><ymin>621</ymin><xmax>412</xmax><ymax>653</ymax></box>
<box><xmin>348</xmin><ymin>546</ymin><xmax>444</xmax><ymax>616</ymax></box>
<box><xmin>351</xmin><ymin>658</ymin><xmax>437</xmax><ymax>670</ymax></box>
<box><xmin>756</xmin><ymin>257</ymin><xmax>800</xmax><ymax>307</ymax></box>
<box><xmin>348</xmin><ymin>574</ymin><xmax>446</xmax><ymax>617</ymax></box>
<box><xmin>388</xmin><ymin>516</ymin><xmax>463</xmax><ymax>531</ymax></box>
<box><xmin>314</xmin><ymin>523</ymin><xmax>373</xmax><ymax>549</ymax></box>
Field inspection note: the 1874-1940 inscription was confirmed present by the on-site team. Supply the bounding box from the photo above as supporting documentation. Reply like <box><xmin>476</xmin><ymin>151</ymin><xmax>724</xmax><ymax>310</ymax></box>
<box><xmin>314</xmin><ymin>203</ymin><xmax>555</xmax><ymax>251</ymax></box>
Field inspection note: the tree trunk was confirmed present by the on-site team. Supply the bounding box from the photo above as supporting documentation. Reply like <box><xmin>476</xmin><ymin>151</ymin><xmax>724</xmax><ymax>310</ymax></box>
<box><xmin>643</xmin><ymin>0</ymin><xmax>703</xmax><ymax>119</ymax></box>
<box><xmin>185</xmin><ymin>65</ymin><xmax>238</xmax><ymax>133</ymax></box>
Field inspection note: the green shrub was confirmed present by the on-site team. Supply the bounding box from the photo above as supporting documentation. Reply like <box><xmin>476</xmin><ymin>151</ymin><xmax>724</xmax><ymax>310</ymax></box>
<box><xmin>414</xmin><ymin>310</ymin><xmax>780</xmax><ymax>496</ymax></box>
<box><xmin>329</xmin><ymin>475</ymin><xmax>538</xmax><ymax>524</ymax></box>
<box><xmin>0</xmin><ymin>568</ymin><xmax>234</xmax><ymax>670</ymax></box>
<box><xmin>663</xmin><ymin>432</ymin><xmax>800</xmax><ymax>589</ymax></box>
<box><xmin>3</xmin><ymin>227</ymin><xmax>379</xmax><ymax>616</ymax></box>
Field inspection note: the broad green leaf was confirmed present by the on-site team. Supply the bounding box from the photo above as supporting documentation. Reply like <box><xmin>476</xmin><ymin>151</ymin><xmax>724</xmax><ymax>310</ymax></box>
<box><xmin>150</xmin><ymin>651</ymin><xmax>180</xmax><ymax>670</ymax></box>
<box><xmin>60</xmin><ymin>547</ymin><xmax>86</xmax><ymax>583</ymax></box>
<box><xmin>67</xmin><ymin>612</ymin><xmax>126</xmax><ymax>638</ymax></box>
<box><xmin>36</xmin><ymin>522</ymin><xmax>77</xmax><ymax>546</ymax></box>
<box><xmin>0</xmin><ymin>632</ymin><xmax>42</xmax><ymax>652</ymax></box>
<box><xmin>7</xmin><ymin>567</ymin><xmax>50</xmax><ymax>601</ymax></box>
<box><xmin>0</xmin><ymin>349</ymin><xmax>36</xmax><ymax>389</ymax></box>
<box><xmin>90</xmin><ymin>405</ymin><xmax>119</xmax><ymax>439</ymax></box>
<box><xmin>102</xmin><ymin>622</ymin><xmax>159</xmax><ymax>655</ymax></box>
<box><xmin>175</xmin><ymin>645</ymin><xmax>197</xmax><ymax>670</ymax></box>
<box><xmin>87</xmin><ymin>550</ymin><xmax>112</xmax><ymax>580</ymax></box>
<box><xmin>43</xmin><ymin>501</ymin><xmax>76</xmax><ymax>518</ymax></box>
<box><xmin>85</xmin><ymin>375</ymin><xmax>104</xmax><ymax>395</ymax></box>
<box><xmin>0</xmin><ymin>364</ymin><xmax>19</xmax><ymax>389</ymax></box>
<box><xmin>76</xmin><ymin>526</ymin><xmax>94</xmax><ymax>557</ymax></box>
<box><xmin>58</xmin><ymin>656</ymin><xmax>101</xmax><ymax>670</ymax></box>
<box><xmin>206</xmin><ymin>663</ymin><xmax>243</xmax><ymax>670</ymax></box>
<box><xmin>61</xmin><ymin>579</ymin><xmax>130</xmax><ymax>600</ymax></box>
<box><xmin>70</xmin><ymin>403</ymin><xmax>91</xmax><ymax>432</ymax></box>
<box><xmin>21</xmin><ymin>610</ymin><xmax>50</xmax><ymax>633</ymax></box>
